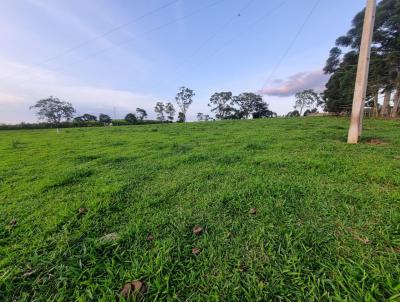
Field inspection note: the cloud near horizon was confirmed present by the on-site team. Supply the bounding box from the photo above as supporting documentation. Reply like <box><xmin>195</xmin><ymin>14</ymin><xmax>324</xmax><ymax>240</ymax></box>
<box><xmin>259</xmin><ymin>70</ymin><xmax>328</xmax><ymax>97</ymax></box>
<box><xmin>0</xmin><ymin>60</ymin><xmax>158</xmax><ymax>123</ymax></box>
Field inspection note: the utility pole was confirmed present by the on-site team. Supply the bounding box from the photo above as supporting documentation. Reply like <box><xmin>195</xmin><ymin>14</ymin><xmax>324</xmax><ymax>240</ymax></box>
<box><xmin>347</xmin><ymin>0</ymin><xmax>376</xmax><ymax>144</ymax></box>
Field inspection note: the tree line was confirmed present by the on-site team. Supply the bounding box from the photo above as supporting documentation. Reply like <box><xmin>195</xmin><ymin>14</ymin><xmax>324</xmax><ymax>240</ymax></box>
<box><xmin>152</xmin><ymin>88</ymin><xmax>278</xmax><ymax>122</ymax></box>
<box><xmin>321</xmin><ymin>0</ymin><xmax>399</xmax><ymax>117</ymax></box>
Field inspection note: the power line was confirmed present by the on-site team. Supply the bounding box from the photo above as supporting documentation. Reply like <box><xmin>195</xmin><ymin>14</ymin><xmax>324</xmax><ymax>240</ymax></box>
<box><xmin>4</xmin><ymin>0</ymin><xmax>226</xmax><ymax>85</ymax></box>
<box><xmin>260</xmin><ymin>0</ymin><xmax>321</xmax><ymax>90</ymax></box>
<box><xmin>0</xmin><ymin>0</ymin><xmax>181</xmax><ymax>81</ymax></box>
<box><xmin>172</xmin><ymin>0</ymin><xmax>289</xmax><ymax>82</ymax></box>
<box><xmin>174</xmin><ymin>0</ymin><xmax>257</xmax><ymax>71</ymax></box>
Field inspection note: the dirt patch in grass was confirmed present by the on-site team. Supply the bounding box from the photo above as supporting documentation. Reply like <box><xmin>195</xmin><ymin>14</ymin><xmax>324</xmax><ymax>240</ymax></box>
<box><xmin>365</xmin><ymin>138</ymin><xmax>388</xmax><ymax>145</ymax></box>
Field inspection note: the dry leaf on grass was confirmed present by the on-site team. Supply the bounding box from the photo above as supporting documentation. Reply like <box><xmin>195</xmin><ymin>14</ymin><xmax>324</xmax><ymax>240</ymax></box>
<box><xmin>192</xmin><ymin>247</ymin><xmax>201</xmax><ymax>255</ymax></box>
<box><xmin>22</xmin><ymin>269</ymin><xmax>36</xmax><ymax>278</ymax></box>
<box><xmin>78</xmin><ymin>208</ymin><xmax>87</xmax><ymax>215</ymax></box>
<box><xmin>249</xmin><ymin>208</ymin><xmax>257</xmax><ymax>215</ymax></box>
<box><xmin>353</xmin><ymin>235</ymin><xmax>371</xmax><ymax>245</ymax></box>
<box><xmin>120</xmin><ymin>280</ymin><xmax>146</xmax><ymax>299</ymax></box>
<box><xmin>101</xmin><ymin>232</ymin><xmax>119</xmax><ymax>241</ymax></box>
<box><xmin>192</xmin><ymin>225</ymin><xmax>203</xmax><ymax>236</ymax></box>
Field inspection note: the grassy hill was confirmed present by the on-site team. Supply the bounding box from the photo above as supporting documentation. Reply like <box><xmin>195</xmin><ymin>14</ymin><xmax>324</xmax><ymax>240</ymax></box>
<box><xmin>1</xmin><ymin>117</ymin><xmax>399</xmax><ymax>301</ymax></box>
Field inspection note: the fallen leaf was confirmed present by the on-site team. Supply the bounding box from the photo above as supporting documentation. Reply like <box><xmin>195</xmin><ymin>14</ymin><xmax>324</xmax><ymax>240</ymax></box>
<box><xmin>22</xmin><ymin>269</ymin><xmax>36</xmax><ymax>278</ymax></box>
<box><xmin>78</xmin><ymin>208</ymin><xmax>87</xmax><ymax>215</ymax></box>
<box><xmin>147</xmin><ymin>234</ymin><xmax>154</xmax><ymax>241</ymax></box>
<box><xmin>101</xmin><ymin>232</ymin><xmax>118</xmax><ymax>241</ymax></box>
<box><xmin>192</xmin><ymin>225</ymin><xmax>203</xmax><ymax>236</ymax></box>
<box><xmin>238</xmin><ymin>263</ymin><xmax>248</xmax><ymax>272</ymax></box>
<box><xmin>192</xmin><ymin>247</ymin><xmax>201</xmax><ymax>255</ymax></box>
<box><xmin>353</xmin><ymin>235</ymin><xmax>371</xmax><ymax>245</ymax></box>
<box><xmin>120</xmin><ymin>280</ymin><xmax>146</xmax><ymax>299</ymax></box>
<box><xmin>249</xmin><ymin>208</ymin><xmax>257</xmax><ymax>215</ymax></box>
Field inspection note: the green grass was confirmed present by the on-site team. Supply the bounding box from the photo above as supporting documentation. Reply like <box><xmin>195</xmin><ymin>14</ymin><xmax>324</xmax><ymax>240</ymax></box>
<box><xmin>0</xmin><ymin>117</ymin><xmax>399</xmax><ymax>301</ymax></box>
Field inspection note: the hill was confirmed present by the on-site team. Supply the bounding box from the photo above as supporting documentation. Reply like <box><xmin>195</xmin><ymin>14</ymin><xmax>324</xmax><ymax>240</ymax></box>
<box><xmin>1</xmin><ymin>117</ymin><xmax>399</xmax><ymax>301</ymax></box>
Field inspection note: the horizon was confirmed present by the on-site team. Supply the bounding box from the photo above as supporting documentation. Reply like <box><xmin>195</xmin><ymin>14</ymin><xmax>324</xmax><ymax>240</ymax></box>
<box><xmin>0</xmin><ymin>0</ymin><xmax>367</xmax><ymax>123</ymax></box>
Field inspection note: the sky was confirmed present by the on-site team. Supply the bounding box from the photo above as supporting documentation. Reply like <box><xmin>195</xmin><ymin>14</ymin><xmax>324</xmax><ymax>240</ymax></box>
<box><xmin>0</xmin><ymin>0</ymin><xmax>368</xmax><ymax>123</ymax></box>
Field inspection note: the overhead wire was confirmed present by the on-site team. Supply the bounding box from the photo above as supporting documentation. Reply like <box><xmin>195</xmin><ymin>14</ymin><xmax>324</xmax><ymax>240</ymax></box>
<box><xmin>0</xmin><ymin>0</ymin><xmax>181</xmax><ymax>81</ymax></box>
<box><xmin>172</xmin><ymin>0</ymin><xmax>289</xmax><ymax>82</ymax></box>
<box><xmin>3</xmin><ymin>0</ymin><xmax>227</xmax><ymax>86</ymax></box>
<box><xmin>260</xmin><ymin>0</ymin><xmax>322</xmax><ymax>90</ymax></box>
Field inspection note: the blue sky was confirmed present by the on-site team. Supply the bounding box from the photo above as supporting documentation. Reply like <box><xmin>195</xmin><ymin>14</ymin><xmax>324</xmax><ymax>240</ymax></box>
<box><xmin>0</xmin><ymin>0</ymin><xmax>368</xmax><ymax>123</ymax></box>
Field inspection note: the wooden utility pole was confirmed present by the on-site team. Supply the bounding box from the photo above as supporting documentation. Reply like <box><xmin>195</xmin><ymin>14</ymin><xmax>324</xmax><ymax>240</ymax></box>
<box><xmin>347</xmin><ymin>0</ymin><xmax>376</xmax><ymax>144</ymax></box>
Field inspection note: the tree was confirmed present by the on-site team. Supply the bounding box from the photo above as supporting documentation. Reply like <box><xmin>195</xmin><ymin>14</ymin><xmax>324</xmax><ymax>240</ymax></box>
<box><xmin>165</xmin><ymin>102</ymin><xmax>175</xmax><ymax>121</ymax></box>
<box><xmin>175</xmin><ymin>87</ymin><xmax>195</xmax><ymax>122</ymax></box>
<box><xmin>252</xmin><ymin>102</ymin><xmax>277</xmax><ymax>119</ymax></box>
<box><xmin>294</xmin><ymin>89</ymin><xmax>321</xmax><ymax>116</ymax></box>
<box><xmin>154</xmin><ymin>102</ymin><xmax>166</xmax><ymax>122</ymax></box>
<box><xmin>196</xmin><ymin>113</ymin><xmax>204</xmax><ymax>121</ymax></box>
<box><xmin>99</xmin><ymin>114</ymin><xmax>112</xmax><ymax>124</ymax></box>
<box><xmin>79</xmin><ymin>113</ymin><xmax>97</xmax><ymax>121</ymax></box>
<box><xmin>125</xmin><ymin>113</ymin><xmax>138</xmax><ymax>124</ymax></box>
<box><xmin>177</xmin><ymin>112</ymin><xmax>185</xmax><ymax>123</ymax></box>
<box><xmin>322</xmin><ymin>0</ymin><xmax>400</xmax><ymax>115</ymax></box>
<box><xmin>304</xmin><ymin>108</ymin><xmax>318</xmax><ymax>116</ymax></box>
<box><xmin>233</xmin><ymin>93</ymin><xmax>275</xmax><ymax>119</ymax></box>
<box><xmin>323</xmin><ymin>47</ymin><xmax>342</xmax><ymax>74</ymax></box>
<box><xmin>286</xmin><ymin>110</ymin><xmax>300</xmax><ymax>117</ymax></box>
<box><xmin>30</xmin><ymin>96</ymin><xmax>75</xmax><ymax>125</ymax></box>
<box><xmin>136</xmin><ymin>108</ymin><xmax>147</xmax><ymax>121</ymax></box>
<box><xmin>208</xmin><ymin>92</ymin><xmax>233</xmax><ymax>119</ymax></box>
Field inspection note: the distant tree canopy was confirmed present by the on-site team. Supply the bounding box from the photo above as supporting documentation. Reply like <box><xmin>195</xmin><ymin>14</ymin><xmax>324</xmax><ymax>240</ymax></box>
<box><xmin>322</xmin><ymin>0</ymin><xmax>400</xmax><ymax>117</ymax></box>
<box><xmin>175</xmin><ymin>87</ymin><xmax>195</xmax><ymax>122</ymax></box>
<box><xmin>196</xmin><ymin>113</ymin><xmax>211</xmax><ymax>121</ymax></box>
<box><xmin>294</xmin><ymin>89</ymin><xmax>321</xmax><ymax>116</ymax></box>
<box><xmin>124</xmin><ymin>113</ymin><xmax>138</xmax><ymax>124</ymax></box>
<box><xmin>177</xmin><ymin>112</ymin><xmax>185</xmax><ymax>123</ymax></box>
<box><xmin>303</xmin><ymin>108</ymin><xmax>319</xmax><ymax>117</ymax></box>
<box><xmin>154</xmin><ymin>102</ymin><xmax>166</xmax><ymax>122</ymax></box>
<box><xmin>208</xmin><ymin>92</ymin><xmax>276</xmax><ymax>119</ymax></box>
<box><xmin>99</xmin><ymin>114</ymin><xmax>112</xmax><ymax>124</ymax></box>
<box><xmin>30</xmin><ymin>97</ymin><xmax>75</xmax><ymax>124</ymax></box>
<box><xmin>136</xmin><ymin>108</ymin><xmax>147</xmax><ymax>121</ymax></box>
<box><xmin>208</xmin><ymin>92</ymin><xmax>234</xmax><ymax>119</ymax></box>
<box><xmin>74</xmin><ymin>113</ymin><xmax>97</xmax><ymax>122</ymax></box>
<box><xmin>165</xmin><ymin>102</ymin><xmax>176</xmax><ymax>121</ymax></box>
<box><xmin>286</xmin><ymin>110</ymin><xmax>300</xmax><ymax>117</ymax></box>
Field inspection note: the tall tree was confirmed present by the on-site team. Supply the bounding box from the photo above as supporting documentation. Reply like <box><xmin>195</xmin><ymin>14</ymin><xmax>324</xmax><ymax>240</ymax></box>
<box><xmin>322</xmin><ymin>0</ymin><xmax>400</xmax><ymax>116</ymax></box>
<box><xmin>30</xmin><ymin>96</ymin><xmax>75</xmax><ymax>125</ymax></box>
<box><xmin>136</xmin><ymin>108</ymin><xmax>147</xmax><ymax>120</ymax></box>
<box><xmin>154</xmin><ymin>102</ymin><xmax>166</xmax><ymax>122</ymax></box>
<box><xmin>165</xmin><ymin>102</ymin><xmax>176</xmax><ymax>121</ymax></box>
<box><xmin>294</xmin><ymin>89</ymin><xmax>321</xmax><ymax>116</ymax></box>
<box><xmin>175</xmin><ymin>87</ymin><xmax>195</xmax><ymax>122</ymax></box>
<box><xmin>233</xmin><ymin>93</ymin><xmax>274</xmax><ymax>119</ymax></box>
<box><xmin>208</xmin><ymin>92</ymin><xmax>233</xmax><ymax>119</ymax></box>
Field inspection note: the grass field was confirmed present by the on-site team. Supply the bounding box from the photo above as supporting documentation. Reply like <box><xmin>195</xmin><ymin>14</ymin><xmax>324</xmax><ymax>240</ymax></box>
<box><xmin>1</xmin><ymin>117</ymin><xmax>399</xmax><ymax>301</ymax></box>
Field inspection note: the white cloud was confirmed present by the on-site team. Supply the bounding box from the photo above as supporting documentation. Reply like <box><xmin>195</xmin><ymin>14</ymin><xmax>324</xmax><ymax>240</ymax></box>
<box><xmin>0</xmin><ymin>60</ymin><xmax>158</xmax><ymax>123</ymax></box>
<box><xmin>259</xmin><ymin>70</ymin><xmax>328</xmax><ymax>97</ymax></box>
